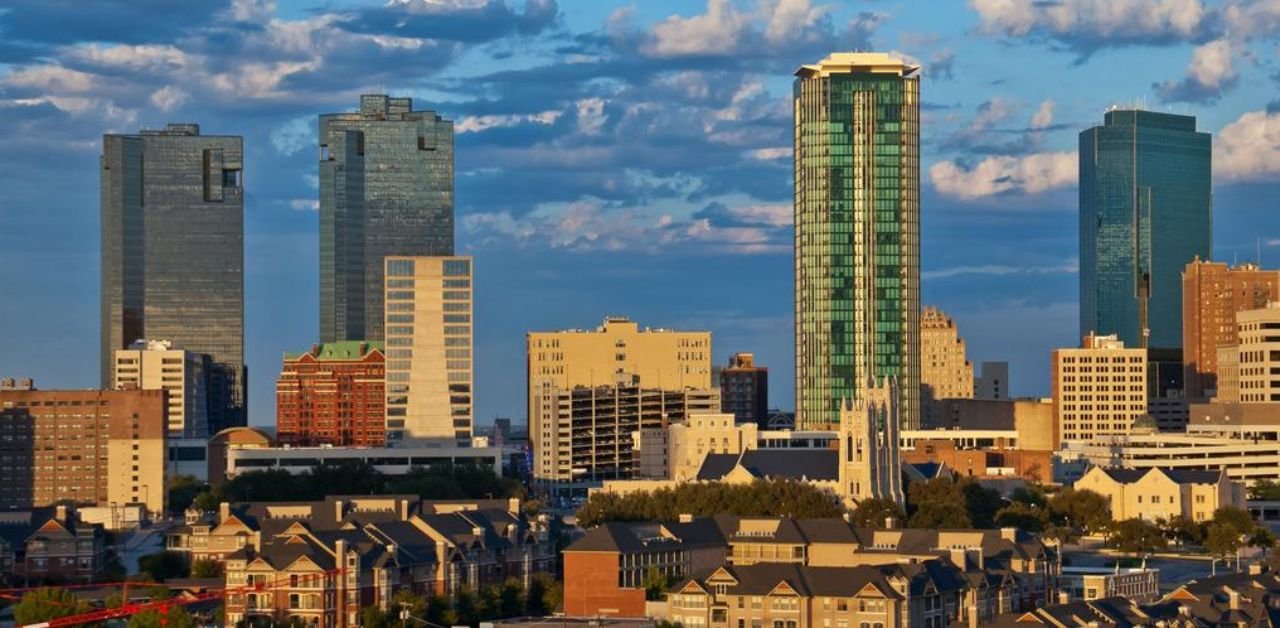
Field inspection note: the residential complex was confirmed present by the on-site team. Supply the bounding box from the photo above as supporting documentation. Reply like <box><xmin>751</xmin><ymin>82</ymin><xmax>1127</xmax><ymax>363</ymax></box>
<box><xmin>565</xmin><ymin>516</ymin><xmax>1057</xmax><ymax>623</ymax></box>
<box><xmin>1072</xmin><ymin>466</ymin><xmax>1245</xmax><ymax>523</ymax></box>
<box><xmin>384</xmin><ymin>256</ymin><xmax>473</xmax><ymax>443</ymax></box>
<box><xmin>920</xmin><ymin>306</ymin><xmax>974</xmax><ymax>426</ymax></box>
<box><xmin>1051</xmin><ymin>334</ymin><xmax>1147</xmax><ymax>444</ymax></box>
<box><xmin>719</xmin><ymin>353</ymin><xmax>768</xmax><ymax>428</ymax></box>
<box><xmin>276</xmin><ymin>341</ymin><xmax>386</xmax><ymax>447</ymax></box>
<box><xmin>319</xmin><ymin>94</ymin><xmax>455</xmax><ymax>344</ymax></box>
<box><xmin>793</xmin><ymin>53</ymin><xmax>921</xmax><ymax>430</ymax></box>
<box><xmin>112</xmin><ymin>339</ymin><xmax>209</xmax><ymax>437</ymax></box>
<box><xmin>101</xmin><ymin>123</ymin><xmax>246</xmax><ymax>432</ymax></box>
<box><xmin>0</xmin><ymin>385</ymin><xmax>167</xmax><ymax>515</ymax></box>
<box><xmin>1182</xmin><ymin>259</ymin><xmax>1280</xmax><ymax>398</ymax></box>
<box><xmin>1079</xmin><ymin>109</ymin><xmax>1212</xmax><ymax>353</ymax></box>
<box><xmin>0</xmin><ymin>505</ymin><xmax>105</xmax><ymax>585</ymax></box>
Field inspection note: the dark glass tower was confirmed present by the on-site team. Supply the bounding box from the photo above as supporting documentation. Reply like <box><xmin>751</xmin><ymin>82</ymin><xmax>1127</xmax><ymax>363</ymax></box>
<box><xmin>1080</xmin><ymin>110</ymin><xmax>1212</xmax><ymax>352</ymax></box>
<box><xmin>101</xmin><ymin>123</ymin><xmax>246</xmax><ymax>433</ymax></box>
<box><xmin>319</xmin><ymin>95</ymin><xmax>455</xmax><ymax>343</ymax></box>
<box><xmin>793</xmin><ymin>53</ymin><xmax>921</xmax><ymax>429</ymax></box>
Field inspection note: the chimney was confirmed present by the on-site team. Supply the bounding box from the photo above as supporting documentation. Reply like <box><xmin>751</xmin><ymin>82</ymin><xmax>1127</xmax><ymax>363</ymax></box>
<box><xmin>1000</xmin><ymin>527</ymin><xmax>1017</xmax><ymax>542</ymax></box>
<box><xmin>55</xmin><ymin>504</ymin><xmax>68</xmax><ymax>523</ymax></box>
<box><xmin>679</xmin><ymin>513</ymin><xmax>694</xmax><ymax>523</ymax></box>
<box><xmin>1250</xmin><ymin>563</ymin><xmax>1264</xmax><ymax>575</ymax></box>
<box><xmin>884</xmin><ymin>516</ymin><xmax>897</xmax><ymax>529</ymax></box>
<box><xmin>948</xmin><ymin>548</ymin><xmax>967</xmax><ymax>569</ymax></box>
<box><xmin>1227</xmin><ymin>588</ymin><xmax>1240</xmax><ymax>610</ymax></box>
<box><xmin>967</xmin><ymin>604</ymin><xmax>979</xmax><ymax>628</ymax></box>
<box><xmin>219</xmin><ymin>502</ymin><xmax>231</xmax><ymax>522</ymax></box>
<box><xmin>508</xmin><ymin>498</ymin><xmax>521</xmax><ymax>515</ymax></box>
<box><xmin>335</xmin><ymin>499</ymin><xmax>345</xmax><ymax>521</ymax></box>
<box><xmin>973</xmin><ymin>548</ymin><xmax>984</xmax><ymax>570</ymax></box>
<box><xmin>1058</xmin><ymin>591</ymin><xmax>1070</xmax><ymax>604</ymax></box>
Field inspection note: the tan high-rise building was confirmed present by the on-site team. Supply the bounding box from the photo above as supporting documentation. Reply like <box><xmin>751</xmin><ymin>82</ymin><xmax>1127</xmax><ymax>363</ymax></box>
<box><xmin>527</xmin><ymin>317</ymin><xmax>712</xmax><ymax>490</ymax></box>
<box><xmin>1234</xmin><ymin>302</ymin><xmax>1280</xmax><ymax>403</ymax></box>
<box><xmin>113</xmin><ymin>339</ymin><xmax>208</xmax><ymax>437</ymax></box>
<box><xmin>1182</xmin><ymin>259</ymin><xmax>1280</xmax><ymax>398</ymax></box>
<box><xmin>919</xmin><ymin>306</ymin><xmax>974</xmax><ymax>426</ymax></box>
<box><xmin>1052</xmin><ymin>334</ymin><xmax>1147</xmax><ymax>445</ymax></box>
<box><xmin>0</xmin><ymin>384</ymin><xmax>167</xmax><ymax>516</ymax></box>
<box><xmin>384</xmin><ymin>256</ymin><xmax>473</xmax><ymax>444</ymax></box>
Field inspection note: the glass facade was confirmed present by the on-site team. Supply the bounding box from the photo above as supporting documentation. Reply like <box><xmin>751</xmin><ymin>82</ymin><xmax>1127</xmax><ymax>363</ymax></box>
<box><xmin>101</xmin><ymin>124</ymin><xmax>245</xmax><ymax>434</ymax></box>
<box><xmin>320</xmin><ymin>94</ymin><xmax>455</xmax><ymax>344</ymax></box>
<box><xmin>1080</xmin><ymin>110</ymin><xmax>1211</xmax><ymax>351</ymax></box>
<box><xmin>793</xmin><ymin>54</ymin><xmax>921</xmax><ymax>429</ymax></box>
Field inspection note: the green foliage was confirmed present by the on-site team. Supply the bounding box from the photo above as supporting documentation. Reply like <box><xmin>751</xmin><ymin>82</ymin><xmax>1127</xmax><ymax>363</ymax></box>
<box><xmin>202</xmin><ymin>463</ymin><xmax>515</xmax><ymax>504</ymax></box>
<box><xmin>129</xmin><ymin>606</ymin><xmax>196</xmax><ymax>628</ymax></box>
<box><xmin>907</xmin><ymin>478</ymin><xmax>973</xmax><ymax>529</ymax></box>
<box><xmin>643</xmin><ymin>567</ymin><xmax>679</xmax><ymax>601</ymax></box>
<box><xmin>15</xmin><ymin>588</ymin><xmax>92</xmax><ymax>625</ymax></box>
<box><xmin>1108</xmin><ymin>518</ymin><xmax>1168</xmax><ymax>556</ymax></box>
<box><xmin>850</xmin><ymin>497</ymin><xmax>906</xmax><ymax>528</ymax></box>
<box><xmin>190</xmin><ymin>558</ymin><xmax>223</xmax><ymax>578</ymax></box>
<box><xmin>529</xmin><ymin>573</ymin><xmax>563</xmax><ymax>615</ymax></box>
<box><xmin>1009</xmin><ymin>485</ymin><xmax>1049</xmax><ymax>509</ymax></box>
<box><xmin>1205</xmin><ymin>522</ymin><xmax>1246</xmax><ymax>558</ymax></box>
<box><xmin>137</xmin><ymin>551</ymin><xmax>189</xmax><ymax>581</ymax></box>
<box><xmin>1048</xmin><ymin>488</ymin><xmax>1111</xmax><ymax>536</ymax></box>
<box><xmin>1249</xmin><ymin>526</ymin><xmax>1278</xmax><ymax>553</ymax></box>
<box><xmin>1156</xmin><ymin>515</ymin><xmax>1204</xmax><ymax>547</ymax></box>
<box><xmin>962</xmin><ymin>482</ymin><xmax>1005</xmax><ymax>529</ymax></box>
<box><xmin>575</xmin><ymin>479</ymin><xmax>843</xmax><ymax>528</ymax></box>
<box><xmin>167</xmin><ymin>475</ymin><xmax>208</xmax><ymax>516</ymax></box>
<box><xmin>994</xmin><ymin>501</ymin><xmax>1050</xmax><ymax>533</ymax></box>
<box><xmin>1248</xmin><ymin>479</ymin><xmax>1280</xmax><ymax>501</ymax></box>
<box><xmin>1211</xmin><ymin>507</ymin><xmax>1255</xmax><ymax>537</ymax></box>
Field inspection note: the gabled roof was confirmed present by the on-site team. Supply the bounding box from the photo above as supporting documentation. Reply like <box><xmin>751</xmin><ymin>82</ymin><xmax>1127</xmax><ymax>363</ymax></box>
<box><xmin>697</xmin><ymin>449</ymin><xmax>839</xmax><ymax>482</ymax></box>
<box><xmin>1093</xmin><ymin>466</ymin><xmax>1223</xmax><ymax>486</ymax></box>
<box><xmin>681</xmin><ymin>560</ymin><xmax>966</xmax><ymax>600</ymax></box>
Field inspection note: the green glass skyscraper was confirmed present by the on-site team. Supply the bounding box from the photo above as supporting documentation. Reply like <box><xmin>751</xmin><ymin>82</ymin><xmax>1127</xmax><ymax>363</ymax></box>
<box><xmin>320</xmin><ymin>94</ymin><xmax>454</xmax><ymax>344</ymax></box>
<box><xmin>794</xmin><ymin>53</ymin><xmax>921</xmax><ymax>429</ymax></box>
<box><xmin>1080</xmin><ymin>110</ymin><xmax>1211</xmax><ymax>352</ymax></box>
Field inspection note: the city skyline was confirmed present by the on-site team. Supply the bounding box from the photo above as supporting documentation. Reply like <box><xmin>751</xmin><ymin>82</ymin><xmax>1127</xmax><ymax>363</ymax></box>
<box><xmin>3</xmin><ymin>1</ymin><xmax>1280</xmax><ymax>426</ymax></box>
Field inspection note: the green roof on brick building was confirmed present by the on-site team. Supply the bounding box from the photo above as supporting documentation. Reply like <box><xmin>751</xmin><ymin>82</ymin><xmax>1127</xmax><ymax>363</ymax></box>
<box><xmin>284</xmin><ymin>340</ymin><xmax>384</xmax><ymax>361</ymax></box>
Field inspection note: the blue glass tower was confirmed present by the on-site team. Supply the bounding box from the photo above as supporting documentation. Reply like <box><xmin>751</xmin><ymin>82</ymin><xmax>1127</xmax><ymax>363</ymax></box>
<box><xmin>1079</xmin><ymin>109</ymin><xmax>1211</xmax><ymax>352</ymax></box>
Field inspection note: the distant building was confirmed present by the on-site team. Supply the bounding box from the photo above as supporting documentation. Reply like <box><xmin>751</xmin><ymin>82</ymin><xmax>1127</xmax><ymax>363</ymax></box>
<box><xmin>720</xmin><ymin>353</ymin><xmax>768</xmax><ymax>427</ymax></box>
<box><xmin>975</xmin><ymin>362</ymin><xmax>1010</xmax><ymax>400</ymax></box>
<box><xmin>0</xmin><ymin>385</ymin><xmax>167</xmax><ymax>516</ymax></box>
<box><xmin>1052</xmin><ymin>334</ymin><xmax>1147</xmax><ymax>445</ymax></box>
<box><xmin>920</xmin><ymin>307</ymin><xmax>975</xmax><ymax>426</ymax></box>
<box><xmin>223</xmin><ymin>444</ymin><xmax>501</xmax><ymax>479</ymax></box>
<box><xmin>101</xmin><ymin>123</ymin><xmax>246</xmax><ymax>431</ymax></box>
<box><xmin>1182</xmin><ymin>259</ymin><xmax>1280</xmax><ymax>399</ymax></box>
<box><xmin>1228</xmin><ymin>302</ymin><xmax>1280</xmax><ymax>403</ymax></box>
<box><xmin>1059</xmin><ymin>566</ymin><xmax>1160</xmax><ymax>604</ymax></box>
<box><xmin>276</xmin><ymin>341</ymin><xmax>386</xmax><ymax>447</ymax></box>
<box><xmin>384</xmin><ymin>256</ymin><xmax>473</xmax><ymax>444</ymax></box>
<box><xmin>1079</xmin><ymin>109</ymin><xmax>1211</xmax><ymax>352</ymax></box>
<box><xmin>794</xmin><ymin>53</ymin><xmax>921</xmax><ymax>430</ymax></box>
<box><xmin>319</xmin><ymin>94</ymin><xmax>455</xmax><ymax>344</ymax></box>
<box><xmin>923</xmin><ymin>398</ymin><xmax>1056</xmax><ymax>452</ymax></box>
<box><xmin>1072</xmin><ymin>466</ymin><xmax>1244</xmax><ymax>523</ymax></box>
<box><xmin>113</xmin><ymin>339</ymin><xmax>209</xmax><ymax>438</ymax></box>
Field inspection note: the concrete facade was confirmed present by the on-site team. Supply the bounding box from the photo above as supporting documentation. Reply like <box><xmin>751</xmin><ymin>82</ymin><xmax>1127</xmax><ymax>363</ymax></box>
<box><xmin>1072</xmin><ymin>466</ymin><xmax>1244</xmax><ymax>523</ymax></box>
<box><xmin>1052</xmin><ymin>334</ymin><xmax>1147</xmax><ymax>445</ymax></box>
<box><xmin>113</xmin><ymin>339</ymin><xmax>209</xmax><ymax>438</ymax></box>
<box><xmin>719</xmin><ymin>353</ymin><xmax>768</xmax><ymax>428</ymax></box>
<box><xmin>1182</xmin><ymin>259</ymin><xmax>1280</xmax><ymax>399</ymax></box>
<box><xmin>920</xmin><ymin>306</ymin><xmax>974</xmax><ymax>427</ymax></box>
<box><xmin>1234</xmin><ymin>302</ymin><xmax>1280</xmax><ymax>403</ymax></box>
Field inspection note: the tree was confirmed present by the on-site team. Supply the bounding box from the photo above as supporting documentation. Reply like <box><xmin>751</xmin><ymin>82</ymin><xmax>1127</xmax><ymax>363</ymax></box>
<box><xmin>1009</xmin><ymin>485</ymin><xmax>1049</xmax><ymax>509</ymax></box>
<box><xmin>994</xmin><ymin>502</ymin><xmax>1049</xmax><ymax>533</ymax></box>
<box><xmin>1212</xmin><ymin>507</ymin><xmax>1255</xmax><ymax>537</ymax></box>
<box><xmin>1108</xmin><ymin>518</ymin><xmax>1167</xmax><ymax>557</ymax></box>
<box><xmin>129</xmin><ymin>606</ymin><xmax>196</xmax><ymax>628</ymax></box>
<box><xmin>529</xmin><ymin>573</ymin><xmax>562</xmax><ymax>615</ymax></box>
<box><xmin>167</xmin><ymin>475</ymin><xmax>208</xmax><ymax>516</ymax></box>
<box><xmin>643</xmin><ymin>566</ymin><xmax>679</xmax><ymax>601</ymax></box>
<box><xmin>963</xmin><ymin>482</ymin><xmax>1006</xmax><ymax>529</ymax></box>
<box><xmin>1048</xmin><ymin>488</ymin><xmax>1111</xmax><ymax>536</ymax></box>
<box><xmin>191</xmin><ymin>558</ymin><xmax>223</xmax><ymax>578</ymax></box>
<box><xmin>137</xmin><ymin>551</ymin><xmax>189</xmax><ymax>581</ymax></box>
<box><xmin>1205</xmin><ymin>522</ymin><xmax>1246</xmax><ymax>559</ymax></box>
<box><xmin>1157</xmin><ymin>515</ymin><xmax>1204</xmax><ymax>548</ymax></box>
<box><xmin>14</xmin><ymin>588</ymin><xmax>92</xmax><ymax>625</ymax></box>
<box><xmin>907</xmin><ymin>478</ymin><xmax>972</xmax><ymax>529</ymax></box>
<box><xmin>1249</xmin><ymin>479</ymin><xmax>1280</xmax><ymax>501</ymax></box>
<box><xmin>1249</xmin><ymin>526</ymin><xmax>1277</xmax><ymax>558</ymax></box>
<box><xmin>851</xmin><ymin>497</ymin><xmax>906</xmax><ymax>528</ymax></box>
<box><xmin>575</xmin><ymin>479</ymin><xmax>843</xmax><ymax>527</ymax></box>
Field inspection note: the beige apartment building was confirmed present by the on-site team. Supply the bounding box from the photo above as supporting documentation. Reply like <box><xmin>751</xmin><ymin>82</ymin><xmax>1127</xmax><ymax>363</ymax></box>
<box><xmin>1182</xmin><ymin>259</ymin><xmax>1280</xmax><ymax>399</ymax></box>
<box><xmin>0</xmin><ymin>385</ymin><xmax>167</xmax><ymax>516</ymax></box>
<box><xmin>920</xmin><ymin>307</ymin><xmax>974</xmax><ymax>426</ymax></box>
<box><xmin>113</xmin><ymin>339</ymin><xmax>208</xmax><ymax>437</ymax></box>
<box><xmin>527</xmin><ymin>317</ymin><xmax>712</xmax><ymax>490</ymax></box>
<box><xmin>384</xmin><ymin>256</ymin><xmax>473</xmax><ymax>444</ymax></box>
<box><xmin>1073</xmin><ymin>466</ymin><xmax>1244</xmax><ymax>523</ymax></box>
<box><xmin>1051</xmin><ymin>334</ymin><xmax>1147</xmax><ymax>445</ymax></box>
<box><xmin>1233</xmin><ymin>302</ymin><xmax>1280</xmax><ymax>403</ymax></box>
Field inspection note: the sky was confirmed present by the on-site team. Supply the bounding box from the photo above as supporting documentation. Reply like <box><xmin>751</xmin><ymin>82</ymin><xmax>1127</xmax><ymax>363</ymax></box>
<box><xmin>1</xmin><ymin>0</ymin><xmax>1279</xmax><ymax>428</ymax></box>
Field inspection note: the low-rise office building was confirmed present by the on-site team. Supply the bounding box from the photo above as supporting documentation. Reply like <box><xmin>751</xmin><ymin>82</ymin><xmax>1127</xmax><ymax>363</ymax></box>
<box><xmin>277</xmin><ymin>341</ymin><xmax>386</xmax><ymax>447</ymax></box>
<box><xmin>223</xmin><ymin>443</ymin><xmax>502</xmax><ymax>478</ymax></box>
<box><xmin>113</xmin><ymin>339</ymin><xmax>210</xmax><ymax>437</ymax></box>
<box><xmin>1058</xmin><ymin>566</ymin><xmax>1159</xmax><ymax>604</ymax></box>
<box><xmin>1052</xmin><ymin>334</ymin><xmax>1147</xmax><ymax>445</ymax></box>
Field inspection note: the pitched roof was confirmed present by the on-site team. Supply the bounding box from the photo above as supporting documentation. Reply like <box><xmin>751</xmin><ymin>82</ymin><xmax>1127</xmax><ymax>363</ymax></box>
<box><xmin>683</xmin><ymin>560</ymin><xmax>967</xmax><ymax>600</ymax></box>
<box><xmin>697</xmin><ymin>449</ymin><xmax>839</xmax><ymax>482</ymax></box>
<box><xmin>1095</xmin><ymin>467</ymin><xmax>1224</xmax><ymax>486</ymax></box>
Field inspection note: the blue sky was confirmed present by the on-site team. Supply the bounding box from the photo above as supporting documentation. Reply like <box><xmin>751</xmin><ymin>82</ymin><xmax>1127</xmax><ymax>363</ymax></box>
<box><xmin>1</xmin><ymin>0</ymin><xmax>1279</xmax><ymax>427</ymax></box>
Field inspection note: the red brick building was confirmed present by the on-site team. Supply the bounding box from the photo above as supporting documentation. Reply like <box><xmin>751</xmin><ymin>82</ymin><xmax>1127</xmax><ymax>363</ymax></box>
<box><xmin>276</xmin><ymin>342</ymin><xmax>385</xmax><ymax>447</ymax></box>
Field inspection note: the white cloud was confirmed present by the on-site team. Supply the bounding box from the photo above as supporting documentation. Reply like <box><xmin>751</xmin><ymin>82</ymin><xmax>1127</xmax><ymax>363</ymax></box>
<box><xmin>922</xmin><ymin>261</ymin><xmax>1078</xmax><ymax>280</ymax></box>
<box><xmin>647</xmin><ymin>0</ymin><xmax>752</xmax><ymax>57</ymax></box>
<box><xmin>3</xmin><ymin>66</ymin><xmax>96</xmax><ymax>92</ymax></box>
<box><xmin>747</xmin><ymin>147</ymin><xmax>791</xmax><ymax>160</ymax></box>
<box><xmin>763</xmin><ymin>0</ymin><xmax>832</xmax><ymax>44</ymax></box>
<box><xmin>1030</xmin><ymin>99</ymin><xmax>1055</xmax><ymax>130</ymax></box>
<box><xmin>231</xmin><ymin>0</ymin><xmax>277</xmax><ymax>22</ymax></box>
<box><xmin>723</xmin><ymin>203</ymin><xmax>792</xmax><ymax>227</ymax></box>
<box><xmin>929</xmin><ymin>151</ymin><xmax>1077</xmax><ymax>200</ymax></box>
<box><xmin>1156</xmin><ymin>38</ymin><xmax>1238</xmax><ymax>101</ymax></box>
<box><xmin>1223</xmin><ymin>0</ymin><xmax>1280</xmax><ymax>39</ymax></box>
<box><xmin>1214</xmin><ymin>110</ymin><xmax>1280</xmax><ymax>182</ymax></box>
<box><xmin>456</xmin><ymin>110</ymin><xmax>562</xmax><ymax>133</ymax></box>
<box><xmin>269</xmin><ymin>116</ymin><xmax>315</xmax><ymax>156</ymax></box>
<box><xmin>970</xmin><ymin>97</ymin><xmax>1019</xmax><ymax>131</ymax></box>
<box><xmin>149</xmin><ymin>86</ymin><xmax>189</xmax><ymax>112</ymax></box>
<box><xmin>970</xmin><ymin>0</ymin><xmax>1206</xmax><ymax>44</ymax></box>
<box><xmin>289</xmin><ymin>199</ymin><xmax>319</xmax><ymax>211</ymax></box>
<box><xmin>576</xmin><ymin>98</ymin><xmax>608</xmax><ymax>135</ymax></box>
<box><xmin>70</xmin><ymin>44</ymin><xmax>192</xmax><ymax>73</ymax></box>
